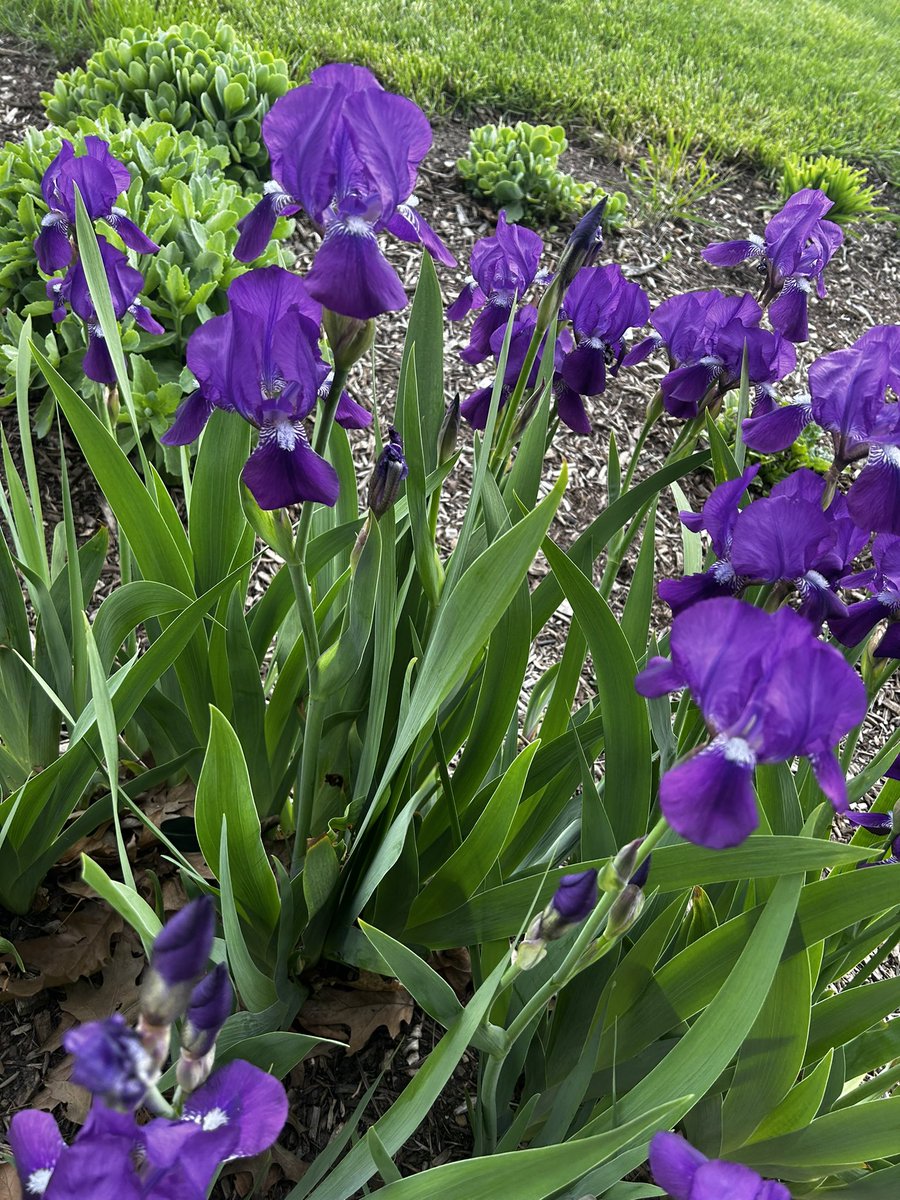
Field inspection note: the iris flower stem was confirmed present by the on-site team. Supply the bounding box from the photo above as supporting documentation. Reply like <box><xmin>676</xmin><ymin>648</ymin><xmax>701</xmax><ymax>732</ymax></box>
<box><xmin>490</xmin><ymin>320</ymin><xmax>545</xmax><ymax>472</ymax></box>
<box><xmin>479</xmin><ymin>818</ymin><xmax>669</xmax><ymax>1150</ymax></box>
<box><xmin>289</xmin><ymin>370</ymin><xmax>347</xmax><ymax>878</ymax></box>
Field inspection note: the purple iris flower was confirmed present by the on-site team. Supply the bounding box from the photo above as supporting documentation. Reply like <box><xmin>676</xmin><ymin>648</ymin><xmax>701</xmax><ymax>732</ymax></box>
<box><xmin>660</xmin><ymin>468</ymin><xmax>865</xmax><ymax>626</ymax></box>
<box><xmin>623</xmin><ymin>290</ymin><xmax>796</xmax><ymax>419</ymax></box>
<box><xmin>47</xmin><ymin>236</ymin><xmax>163</xmax><ymax>384</ymax></box>
<box><xmin>743</xmin><ymin>326</ymin><xmax>900</xmax><ymax>535</ymax></box>
<box><xmin>552</xmin><ymin>264</ymin><xmax>650</xmax><ymax>433</ymax></box>
<box><xmin>447</xmin><ymin>211</ymin><xmax>545</xmax><ymax>364</ymax></box>
<box><xmin>63</xmin><ymin>1016</ymin><xmax>154</xmax><ymax>1111</ymax></box>
<box><xmin>551</xmin><ymin>869</ymin><xmax>599</xmax><ymax>923</ymax></box>
<box><xmin>649</xmin><ymin>1131</ymin><xmax>791</xmax><ymax>1200</ymax></box>
<box><xmin>234</xmin><ymin>63</ymin><xmax>454</xmax><ymax>319</ymax></box>
<box><xmin>8</xmin><ymin>1061</ymin><xmax>287</xmax><ymax>1200</ymax></box>
<box><xmin>830</xmin><ymin>534</ymin><xmax>900</xmax><ymax>657</ymax></box>
<box><xmin>460</xmin><ymin>305</ymin><xmax>542</xmax><ymax>429</ymax></box>
<box><xmin>162</xmin><ymin>267</ymin><xmax>349</xmax><ymax>510</ymax></box>
<box><xmin>702</xmin><ymin>188</ymin><xmax>843</xmax><ymax>342</ymax></box>
<box><xmin>635</xmin><ymin>598</ymin><xmax>866</xmax><ymax>848</ymax></box>
<box><xmin>35</xmin><ymin>136</ymin><xmax>159</xmax><ymax>274</ymax></box>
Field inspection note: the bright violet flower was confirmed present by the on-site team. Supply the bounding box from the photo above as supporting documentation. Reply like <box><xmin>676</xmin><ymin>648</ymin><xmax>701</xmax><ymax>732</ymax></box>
<box><xmin>623</xmin><ymin>289</ymin><xmax>795</xmax><ymax>420</ymax></box>
<box><xmin>829</xmin><ymin>534</ymin><xmax>900</xmax><ymax>657</ymax></box>
<box><xmin>460</xmin><ymin>305</ymin><xmax>542</xmax><ymax>430</ymax></box>
<box><xmin>702</xmin><ymin>188</ymin><xmax>843</xmax><ymax>342</ymax></box>
<box><xmin>8</xmin><ymin>1062</ymin><xmax>287</xmax><ymax>1200</ymax></box>
<box><xmin>660</xmin><ymin>468</ymin><xmax>865</xmax><ymax>626</ymax></box>
<box><xmin>553</xmin><ymin>264</ymin><xmax>650</xmax><ymax>433</ymax></box>
<box><xmin>447</xmin><ymin>211</ymin><xmax>545</xmax><ymax>364</ymax></box>
<box><xmin>48</xmin><ymin>236</ymin><xmax>163</xmax><ymax>384</ymax></box>
<box><xmin>63</xmin><ymin>1016</ymin><xmax>154</xmax><ymax>1111</ymax></box>
<box><xmin>743</xmin><ymin>326</ymin><xmax>900</xmax><ymax>534</ymax></box>
<box><xmin>162</xmin><ymin>267</ymin><xmax>346</xmax><ymax>509</ymax></box>
<box><xmin>181</xmin><ymin>963</ymin><xmax>233</xmax><ymax>1060</ymax></box>
<box><xmin>649</xmin><ymin>1131</ymin><xmax>791</xmax><ymax>1200</ymax></box>
<box><xmin>234</xmin><ymin>63</ymin><xmax>454</xmax><ymax>318</ymax></box>
<box><xmin>35</xmin><ymin>136</ymin><xmax>159</xmax><ymax>274</ymax></box>
<box><xmin>635</xmin><ymin>598</ymin><xmax>866</xmax><ymax>848</ymax></box>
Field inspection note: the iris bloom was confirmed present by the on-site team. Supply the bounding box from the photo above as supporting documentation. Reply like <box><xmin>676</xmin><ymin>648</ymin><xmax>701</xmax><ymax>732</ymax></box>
<box><xmin>35</xmin><ymin>136</ymin><xmax>159</xmax><ymax>274</ymax></box>
<box><xmin>553</xmin><ymin>264</ymin><xmax>650</xmax><ymax>433</ymax></box>
<box><xmin>660</xmin><ymin>467</ymin><xmax>864</xmax><ymax>625</ymax></box>
<box><xmin>829</xmin><ymin>534</ymin><xmax>900</xmax><ymax>657</ymax></box>
<box><xmin>162</xmin><ymin>267</ymin><xmax>369</xmax><ymax>509</ymax></box>
<box><xmin>48</xmin><ymin>236</ymin><xmax>163</xmax><ymax>384</ymax></box>
<box><xmin>234</xmin><ymin>63</ymin><xmax>454</xmax><ymax>318</ymax></box>
<box><xmin>743</xmin><ymin>326</ymin><xmax>900</xmax><ymax>534</ymax></box>
<box><xmin>650</xmin><ymin>1131</ymin><xmax>791</xmax><ymax>1200</ymax></box>
<box><xmin>623</xmin><ymin>290</ymin><xmax>795</xmax><ymax>419</ymax></box>
<box><xmin>702</xmin><ymin>188</ymin><xmax>843</xmax><ymax>342</ymax></box>
<box><xmin>636</xmin><ymin>598</ymin><xmax>866</xmax><ymax>848</ymax></box>
<box><xmin>8</xmin><ymin>1061</ymin><xmax>287</xmax><ymax>1200</ymax></box>
<box><xmin>446</xmin><ymin>210</ymin><xmax>545</xmax><ymax>364</ymax></box>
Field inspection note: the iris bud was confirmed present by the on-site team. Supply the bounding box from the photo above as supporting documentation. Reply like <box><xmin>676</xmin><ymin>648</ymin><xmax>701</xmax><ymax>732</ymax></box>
<box><xmin>537</xmin><ymin>197</ymin><xmax>607</xmax><ymax>331</ymax></box>
<box><xmin>367</xmin><ymin>427</ymin><xmax>408</xmax><ymax>518</ymax></box>
<box><xmin>605</xmin><ymin>883</ymin><xmax>645</xmax><ymax>940</ymax></box>
<box><xmin>322</xmin><ymin>309</ymin><xmax>376</xmax><ymax>372</ymax></box>
<box><xmin>551</xmin><ymin>869</ymin><xmax>599</xmax><ymax>924</ymax></box>
<box><xmin>139</xmin><ymin>896</ymin><xmax>215</xmax><ymax>1031</ymax></box>
<box><xmin>437</xmin><ymin>394</ymin><xmax>461</xmax><ymax>465</ymax></box>
<box><xmin>177</xmin><ymin>963</ymin><xmax>233</xmax><ymax>1092</ymax></box>
<box><xmin>599</xmin><ymin>838</ymin><xmax>643</xmax><ymax>893</ymax></box>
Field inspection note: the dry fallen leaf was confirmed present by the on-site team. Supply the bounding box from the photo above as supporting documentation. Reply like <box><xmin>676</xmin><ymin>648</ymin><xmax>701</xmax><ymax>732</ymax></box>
<box><xmin>0</xmin><ymin>905</ymin><xmax>123</xmax><ymax>999</ymax></box>
<box><xmin>0</xmin><ymin>1162</ymin><xmax>22</xmax><ymax>1200</ymax></box>
<box><xmin>299</xmin><ymin>972</ymin><xmax>413</xmax><ymax>1055</ymax></box>
<box><xmin>30</xmin><ymin>1074</ymin><xmax>90</xmax><ymax>1127</ymax></box>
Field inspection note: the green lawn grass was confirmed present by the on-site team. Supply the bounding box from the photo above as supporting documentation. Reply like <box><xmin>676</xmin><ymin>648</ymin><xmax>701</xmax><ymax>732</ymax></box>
<box><xmin>5</xmin><ymin>0</ymin><xmax>899</xmax><ymax>178</ymax></box>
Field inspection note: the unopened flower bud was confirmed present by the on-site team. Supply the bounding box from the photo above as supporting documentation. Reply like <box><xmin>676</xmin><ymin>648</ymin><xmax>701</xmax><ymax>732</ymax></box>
<box><xmin>551</xmin><ymin>868</ymin><xmax>598</xmax><ymax>925</ymax></box>
<box><xmin>367</xmin><ymin>427</ymin><xmax>408</xmax><ymax>518</ymax></box>
<box><xmin>605</xmin><ymin>883</ymin><xmax>645</xmax><ymax>940</ymax></box>
<box><xmin>599</xmin><ymin>839</ymin><xmax>643</xmax><ymax>893</ymax></box>
<box><xmin>322</xmin><ymin>309</ymin><xmax>376</xmax><ymax>372</ymax></box>
<box><xmin>181</xmin><ymin>963</ymin><xmax>233</xmax><ymax>1061</ymax></box>
<box><xmin>140</xmin><ymin>896</ymin><xmax>215</xmax><ymax>1028</ymax></box>
<box><xmin>537</xmin><ymin>197</ymin><xmax>607</xmax><ymax>331</ymax></box>
<box><xmin>64</xmin><ymin>1015</ymin><xmax>154</xmax><ymax>1111</ymax></box>
<box><xmin>512</xmin><ymin>387</ymin><xmax>541</xmax><ymax>443</ymax></box>
<box><xmin>437</xmin><ymin>394</ymin><xmax>461</xmax><ymax>464</ymax></box>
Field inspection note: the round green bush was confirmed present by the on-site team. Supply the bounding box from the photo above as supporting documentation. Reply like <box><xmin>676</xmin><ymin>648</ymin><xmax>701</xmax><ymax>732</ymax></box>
<box><xmin>43</xmin><ymin>21</ymin><xmax>292</xmax><ymax>184</ymax></box>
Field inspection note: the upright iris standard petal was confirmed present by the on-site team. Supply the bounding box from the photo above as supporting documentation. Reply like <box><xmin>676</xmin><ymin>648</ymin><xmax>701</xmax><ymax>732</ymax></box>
<box><xmin>236</xmin><ymin>65</ymin><xmax>452</xmax><ymax>316</ymax></box>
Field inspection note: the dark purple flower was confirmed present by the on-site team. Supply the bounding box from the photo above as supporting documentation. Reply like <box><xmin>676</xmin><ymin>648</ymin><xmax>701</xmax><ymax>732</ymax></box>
<box><xmin>552</xmin><ymin>868</ymin><xmax>599</xmax><ymax>923</ymax></box>
<box><xmin>447</xmin><ymin>211</ymin><xmax>545</xmax><ymax>364</ymax></box>
<box><xmin>460</xmin><ymin>304</ymin><xmax>542</xmax><ymax>430</ymax></box>
<box><xmin>552</xmin><ymin>264</ymin><xmax>650</xmax><ymax>432</ymax></box>
<box><xmin>649</xmin><ymin>1132</ymin><xmax>791</xmax><ymax>1200</ymax></box>
<box><xmin>181</xmin><ymin>963</ymin><xmax>233</xmax><ymax>1060</ymax></box>
<box><xmin>367</xmin><ymin>426</ymin><xmax>408</xmax><ymax>516</ymax></box>
<box><xmin>623</xmin><ymin>290</ymin><xmax>796</xmax><ymax>420</ymax></box>
<box><xmin>48</xmin><ymin>236</ymin><xmax>163</xmax><ymax>384</ymax></box>
<box><xmin>234</xmin><ymin>64</ymin><xmax>454</xmax><ymax>318</ymax></box>
<box><xmin>35</xmin><ymin>136</ymin><xmax>159</xmax><ymax>274</ymax></box>
<box><xmin>703</xmin><ymin>188</ymin><xmax>843</xmax><ymax>342</ymax></box>
<box><xmin>161</xmin><ymin>267</ymin><xmax>341</xmax><ymax>509</ymax></box>
<box><xmin>846</xmin><ymin>807</ymin><xmax>894</xmax><ymax>837</ymax></box>
<box><xmin>63</xmin><ymin>1015</ymin><xmax>154</xmax><ymax>1111</ymax></box>
<box><xmin>830</xmin><ymin>534</ymin><xmax>900</xmax><ymax>654</ymax></box>
<box><xmin>858</xmin><ymin>834</ymin><xmax>900</xmax><ymax>868</ymax></box>
<box><xmin>635</xmin><ymin>598</ymin><xmax>867</xmax><ymax>848</ymax></box>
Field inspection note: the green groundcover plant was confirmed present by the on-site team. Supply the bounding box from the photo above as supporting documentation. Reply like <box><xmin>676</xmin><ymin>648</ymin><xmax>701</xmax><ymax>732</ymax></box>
<box><xmin>3</xmin><ymin>56</ymin><xmax>900</xmax><ymax>1200</ymax></box>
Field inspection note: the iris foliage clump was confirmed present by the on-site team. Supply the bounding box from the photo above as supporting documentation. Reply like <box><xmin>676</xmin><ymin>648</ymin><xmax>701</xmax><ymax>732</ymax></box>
<box><xmin>2</xmin><ymin>32</ymin><xmax>900</xmax><ymax>1200</ymax></box>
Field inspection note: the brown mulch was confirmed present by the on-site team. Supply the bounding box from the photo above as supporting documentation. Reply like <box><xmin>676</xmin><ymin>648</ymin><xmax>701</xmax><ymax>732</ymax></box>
<box><xmin>2</xmin><ymin>27</ymin><xmax>900</xmax><ymax>1200</ymax></box>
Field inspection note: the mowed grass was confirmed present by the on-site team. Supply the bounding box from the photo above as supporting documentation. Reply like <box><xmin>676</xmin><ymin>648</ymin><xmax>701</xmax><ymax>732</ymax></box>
<box><xmin>5</xmin><ymin>0</ymin><xmax>900</xmax><ymax>178</ymax></box>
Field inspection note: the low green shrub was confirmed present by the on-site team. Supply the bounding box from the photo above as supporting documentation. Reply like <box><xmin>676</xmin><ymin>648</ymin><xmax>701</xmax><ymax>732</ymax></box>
<box><xmin>780</xmin><ymin>153</ymin><xmax>890</xmax><ymax>225</ymax></box>
<box><xmin>458</xmin><ymin>119</ymin><xmax>627</xmax><ymax>229</ymax></box>
<box><xmin>43</xmin><ymin>20</ymin><xmax>292</xmax><ymax>183</ymax></box>
<box><xmin>0</xmin><ymin>111</ymin><xmax>291</xmax><ymax>444</ymax></box>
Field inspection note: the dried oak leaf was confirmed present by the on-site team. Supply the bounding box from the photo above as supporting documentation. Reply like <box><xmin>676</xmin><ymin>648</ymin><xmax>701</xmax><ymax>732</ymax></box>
<box><xmin>298</xmin><ymin>972</ymin><xmax>413</xmax><ymax>1055</ymax></box>
<box><xmin>0</xmin><ymin>1161</ymin><xmax>22</xmax><ymax>1200</ymax></box>
<box><xmin>39</xmin><ymin>930</ymin><xmax>146</xmax><ymax>1053</ymax></box>
<box><xmin>0</xmin><ymin>905</ymin><xmax>123</xmax><ymax>1000</ymax></box>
